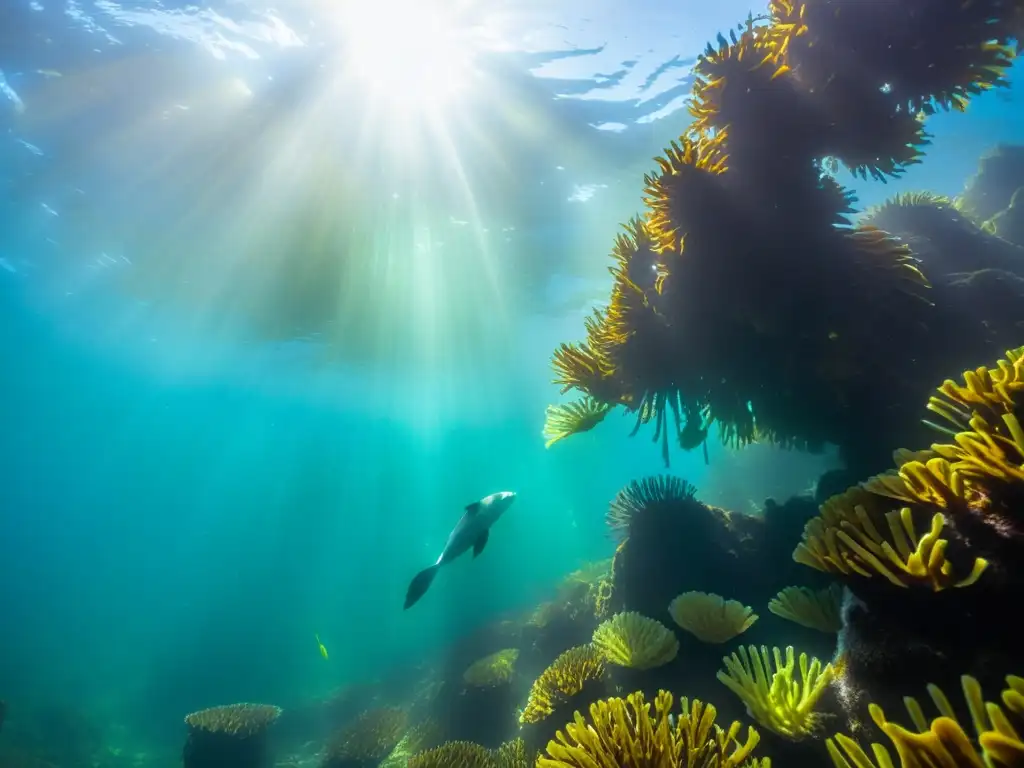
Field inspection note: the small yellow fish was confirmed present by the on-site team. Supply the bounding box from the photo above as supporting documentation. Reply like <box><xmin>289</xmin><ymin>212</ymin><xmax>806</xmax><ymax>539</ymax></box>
<box><xmin>315</xmin><ymin>634</ymin><xmax>328</xmax><ymax>660</ymax></box>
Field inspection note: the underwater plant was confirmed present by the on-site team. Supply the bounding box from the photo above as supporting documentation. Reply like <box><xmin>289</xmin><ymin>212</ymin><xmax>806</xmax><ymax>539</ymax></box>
<box><xmin>519</xmin><ymin>645</ymin><xmax>607</xmax><ymax>725</ymax></box>
<box><xmin>408</xmin><ymin>740</ymin><xmax>497</xmax><ymax>768</ymax></box>
<box><xmin>182</xmin><ymin>703</ymin><xmax>282</xmax><ymax>768</ymax></box>
<box><xmin>538</xmin><ymin>690</ymin><xmax>766</xmax><ymax>768</ymax></box>
<box><xmin>717</xmin><ymin>645</ymin><xmax>835</xmax><ymax>741</ymax></box>
<box><xmin>826</xmin><ymin>673</ymin><xmax>1024</xmax><ymax>767</ymax></box>
<box><xmin>544</xmin><ymin>0</ymin><xmax>1022</xmax><ymax>475</ymax></box>
<box><xmin>792</xmin><ymin>486</ymin><xmax>989</xmax><ymax>590</ymax></box>
<box><xmin>463</xmin><ymin>649</ymin><xmax>520</xmax><ymax>688</ymax></box>
<box><xmin>542</xmin><ymin>398</ymin><xmax>612</xmax><ymax>449</ymax></box>
<box><xmin>668</xmin><ymin>591</ymin><xmax>758</xmax><ymax>644</ymax></box>
<box><xmin>768</xmin><ymin>584</ymin><xmax>844</xmax><ymax>634</ymax></box>
<box><xmin>960</xmin><ymin>144</ymin><xmax>1024</xmax><ymax>223</ymax></box>
<box><xmin>591</xmin><ymin>612</ymin><xmax>680</xmax><ymax>670</ymax></box>
<box><xmin>322</xmin><ymin>707</ymin><xmax>408</xmax><ymax>768</ymax></box>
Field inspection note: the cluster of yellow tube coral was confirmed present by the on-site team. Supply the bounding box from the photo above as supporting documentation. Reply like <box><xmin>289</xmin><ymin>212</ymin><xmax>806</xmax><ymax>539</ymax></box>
<box><xmin>793</xmin><ymin>485</ymin><xmax>989</xmax><ymax>590</ymax></box>
<box><xmin>717</xmin><ymin>646</ymin><xmax>836</xmax><ymax>741</ymax></box>
<box><xmin>865</xmin><ymin>346</ymin><xmax>1024</xmax><ymax>511</ymax></box>
<box><xmin>794</xmin><ymin>346</ymin><xmax>1024</xmax><ymax>593</ymax></box>
<box><xmin>826</xmin><ymin>673</ymin><xmax>1024</xmax><ymax>767</ymax></box>
<box><xmin>539</xmin><ymin>690</ymin><xmax>767</xmax><ymax>768</ymax></box>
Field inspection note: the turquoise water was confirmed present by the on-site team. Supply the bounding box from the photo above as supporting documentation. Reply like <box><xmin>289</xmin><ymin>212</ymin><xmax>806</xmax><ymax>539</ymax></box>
<box><xmin>1</xmin><ymin>1</ymin><xmax>1022</xmax><ymax>766</ymax></box>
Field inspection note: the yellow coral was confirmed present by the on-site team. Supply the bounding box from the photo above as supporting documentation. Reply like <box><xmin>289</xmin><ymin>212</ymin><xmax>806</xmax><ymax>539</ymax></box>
<box><xmin>520</xmin><ymin>645</ymin><xmax>606</xmax><ymax>725</ymax></box>
<box><xmin>865</xmin><ymin>347</ymin><xmax>1024</xmax><ymax>510</ymax></box>
<box><xmin>539</xmin><ymin>690</ymin><xmax>763</xmax><ymax>768</ymax></box>
<box><xmin>642</xmin><ymin>132</ymin><xmax>729</xmax><ymax>254</ymax></box>
<box><xmin>861</xmin><ymin>457</ymin><xmax>974</xmax><ymax>509</ymax></box>
<box><xmin>929</xmin><ymin>346</ymin><xmax>1024</xmax><ymax>420</ymax></box>
<box><xmin>768</xmin><ymin>584</ymin><xmax>844</xmax><ymax>633</ymax></box>
<box><xmin>379</xmin><ymin>721</ymin><xmax>441</xmax><ymax>768</ymax></box>
<box><xmin>792</xmin><ymin>486</ymin><xmax>988</xmax><ymax>590</ymax></box>
<box><xmin>463</xmin><ymin>649</ymin><xmax>520</xmax><ymax>688</ymax></box>
<box><xmin>324</xmin><ymin>707</ymin><xmax>408</xmax><ymax>764</ymax></box>
<box><xmin>717</xmin><ymin>645</ymin><xmax>834</xmax><ymax>740</ymax></box>
<box><xmin>495</xmin><ymin>738</ymin><xmax>536</xmax><ymax>768</ymax></box>
<box><xmin>183</xmin><ymin>703</ymin><xmax>282</xmax><ymax>737</ymax></box>
<box><xmin>826</xmin><ymin>674</ymin><xmax>1024</xmax><ymax>768</ymax></box>
<box><xmin>592</xmin><ymin>612</ymin><xmax>679</xmax><ymax>670</ymax></box>
<box><xmin>668</xmin><ymin>591</ymin><xmax>758</xmax><ymax>644</ymax></box>
<box><xmin>408</xmin><ymin>741</ymin><xmax>496</xmax><ymax>768</ymax></box>
<box><xmin>543</xmin><ymin>398</ymin><xmax>612</xmax><ymax>448</ymax></box>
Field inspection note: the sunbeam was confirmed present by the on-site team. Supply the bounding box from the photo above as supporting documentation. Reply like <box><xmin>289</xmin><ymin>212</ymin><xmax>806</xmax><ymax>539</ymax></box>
<box><xmin>331</xmin><ymin>0</ymin><xmax>479</xmax><ymax>111</ymax></box>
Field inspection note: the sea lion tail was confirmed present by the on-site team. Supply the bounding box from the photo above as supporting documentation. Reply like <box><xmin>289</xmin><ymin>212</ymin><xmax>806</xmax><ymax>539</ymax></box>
<box><xmin>404</xmin><ymin>564</ymin><xmax>441</xmax><ymax>610</ymax></box>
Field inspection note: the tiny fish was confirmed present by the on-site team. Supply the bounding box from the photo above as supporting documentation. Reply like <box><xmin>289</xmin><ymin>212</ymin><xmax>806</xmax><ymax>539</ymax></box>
<box><xmin>315</xmin><ymin>634</ymin><xmax>328</xmax><ymax>660</ymax></box>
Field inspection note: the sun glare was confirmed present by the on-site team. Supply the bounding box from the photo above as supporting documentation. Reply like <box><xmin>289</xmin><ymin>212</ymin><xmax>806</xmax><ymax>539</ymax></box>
<box><xmin>333</xmin><ymin>0</ymin><xmax>477</xmax><ymax>110</ymax></box>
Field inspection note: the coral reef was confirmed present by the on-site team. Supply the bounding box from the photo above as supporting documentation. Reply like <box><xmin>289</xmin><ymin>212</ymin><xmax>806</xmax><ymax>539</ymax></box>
<box><xmin>182</xmin><ymin>703</ymin><xmax>282</xmax><ymax>768</ymax></box>
<box><xmin>84</xmin><ymin>5</ymin><xmax>1022</xmax><ymax>768</ymax></box>
<box><xmin>791</xmin><ymin>346</ymin><xmax>1024</xmax><ymax>746</ymax></box>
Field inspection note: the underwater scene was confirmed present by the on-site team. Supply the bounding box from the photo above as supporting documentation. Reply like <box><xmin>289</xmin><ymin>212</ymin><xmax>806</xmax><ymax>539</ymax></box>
<box><xmin>2</xmin><ymin>0</ymin><xmax>1024</xmax><ymax>766</ymax></box>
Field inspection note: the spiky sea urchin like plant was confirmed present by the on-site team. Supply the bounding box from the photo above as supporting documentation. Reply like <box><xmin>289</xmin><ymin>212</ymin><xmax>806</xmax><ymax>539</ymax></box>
<box><xmin>605</xmin><ymin>475</ymin><xmax>699</xmax><ymax>541</ymax></box>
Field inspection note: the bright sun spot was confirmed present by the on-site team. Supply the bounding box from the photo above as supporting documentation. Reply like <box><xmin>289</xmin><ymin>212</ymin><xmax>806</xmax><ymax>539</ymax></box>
<box><xmin>332</xmin><ymin>0</ymin><xmax>477</xmax><ymax>110</ymax></box>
